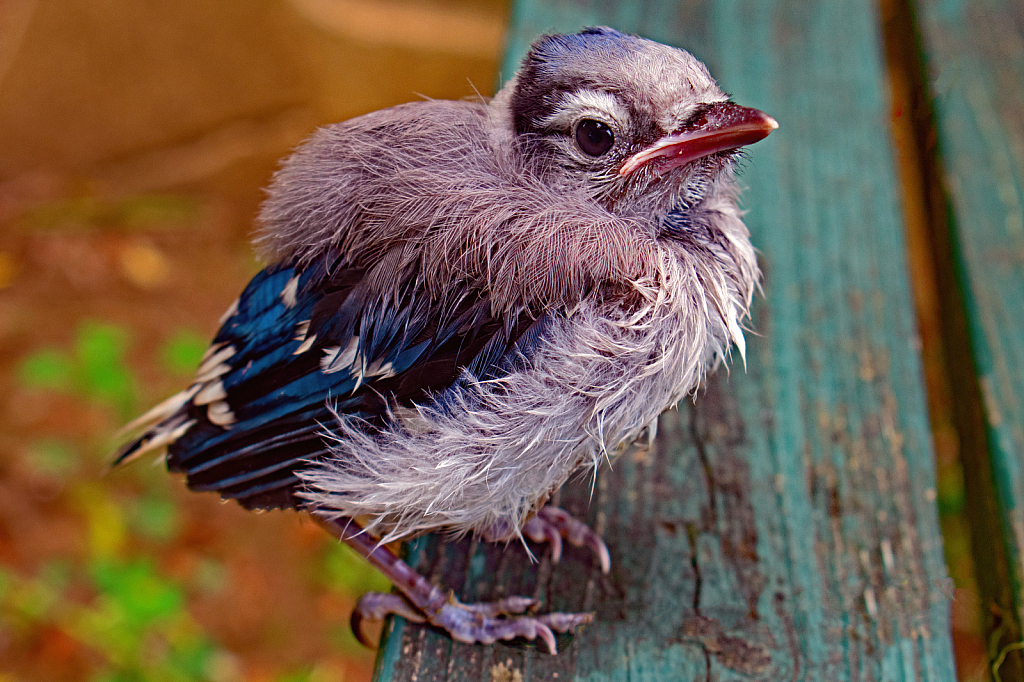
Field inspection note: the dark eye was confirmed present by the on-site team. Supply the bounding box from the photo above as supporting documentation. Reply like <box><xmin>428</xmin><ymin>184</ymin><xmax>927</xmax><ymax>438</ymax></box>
<box><xmin>574</xmin><ymin>119</ymin><xmax>615</xmax><ymax>156</ymax></box>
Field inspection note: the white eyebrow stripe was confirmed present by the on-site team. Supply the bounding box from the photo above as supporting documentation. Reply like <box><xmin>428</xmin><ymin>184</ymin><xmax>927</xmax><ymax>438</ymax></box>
<box><xmin>539</xmin><ymin>89</ymin><xmax>628</xmax><ymax>131</ymax></box>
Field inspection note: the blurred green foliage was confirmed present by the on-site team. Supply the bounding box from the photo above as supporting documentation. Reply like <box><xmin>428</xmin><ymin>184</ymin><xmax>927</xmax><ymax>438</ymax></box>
<box><xmin>1</xmin><ymin>559</ymin><xmax>229</xmax><ymax>682</ymax></box>
<box><xmin>89</xmin><ymin>559</ymin><xmax>184</xmax><ymax>628</ymax></box>
<box><xmin>18</xmin><ymin>321</ymin><xmax>136</xmax><ymax>419</ymax></box>
<box><xmin>321</xmin><ymin>542</ymin><xmax>391</xmax><ymax>597</ymax></box>
<box><xmin>18</xmin><ymin>348</ymin><xmax>77</xmax><ymax>391</ymax></box>
<box><xmin>160</xmin><ymin>329</ymin><xmax>209</xmax><ymax>377</ymax></box>
<box><xmin>8</xmin><ymin>318</ymin><xmax>382</xmax><ymax>680</ymax></box>
<box><xmin>126</xmin><ymin>495</ymin><xmax>180</xmax><ymax>543</ymax></box>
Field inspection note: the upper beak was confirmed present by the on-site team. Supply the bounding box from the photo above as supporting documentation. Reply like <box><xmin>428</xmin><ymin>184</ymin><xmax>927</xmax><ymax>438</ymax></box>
<box><xmin>619</xmin><ymin>102</ymin><xmax>777</xmax><ymax>176</ymax></box>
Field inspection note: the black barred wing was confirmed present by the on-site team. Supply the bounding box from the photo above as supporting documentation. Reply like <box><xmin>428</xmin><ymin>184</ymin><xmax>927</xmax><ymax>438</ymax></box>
<box><xmin>116</xmin><ymin>261</ymin><xmax>546</xmax><ymax>510</ymax></box>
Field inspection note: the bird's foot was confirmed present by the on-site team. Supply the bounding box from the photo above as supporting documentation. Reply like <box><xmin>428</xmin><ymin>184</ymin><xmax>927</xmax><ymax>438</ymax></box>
<box><xmin>521</xmin><ymin>506</ymin><xmax>611</xmax><ymax>573</ymax></box>
<box><xmin>316</xmin><ymin>516</ymin><xmax>593</xmax><ymax>654</ymax></box>
<box><xmin>351</xmin><ymin>590</ymin><xmax>592</xmax><ymax>653</ymax></box>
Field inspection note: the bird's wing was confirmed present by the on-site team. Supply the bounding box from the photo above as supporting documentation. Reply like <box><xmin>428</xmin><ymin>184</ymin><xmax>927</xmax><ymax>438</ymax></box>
<box><xmin>115</xmin><ymin>258</ymin><xmax>547</xmax><ymax>510</ymax></box>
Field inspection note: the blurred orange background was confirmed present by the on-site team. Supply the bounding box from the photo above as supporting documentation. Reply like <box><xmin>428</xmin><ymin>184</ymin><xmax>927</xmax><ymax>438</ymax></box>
<box><xmin>0</xmin><ymin>1</ymin><xmax>509</xmax><ymax>680</ymax></box>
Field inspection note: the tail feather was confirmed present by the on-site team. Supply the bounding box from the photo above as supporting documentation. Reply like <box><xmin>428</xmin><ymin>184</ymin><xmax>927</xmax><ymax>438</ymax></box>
<box><xmin>114</xmin><ymin>383</ymin><xmax>201</xmax><ymax>467</ymax></box>
<box><xmin>114</xmin><ymin>415</ymin><xmax>196</xmax><ymax>466</ymax></box>
<box><xmin>116</xmin><ymin>385</ymin><xmax>200</xmax><ymax>437</ymax></box>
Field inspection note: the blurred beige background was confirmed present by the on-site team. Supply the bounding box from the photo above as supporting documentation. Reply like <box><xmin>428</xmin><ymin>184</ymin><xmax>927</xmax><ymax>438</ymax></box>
<box><xmin>0</xmin><ymin>0</ymin><xmax>508</xmax><ymax>197</ymax></box>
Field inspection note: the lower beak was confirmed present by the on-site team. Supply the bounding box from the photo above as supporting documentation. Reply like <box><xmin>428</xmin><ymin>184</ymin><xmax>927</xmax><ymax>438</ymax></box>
<box><xmin>619</xmin><ymin>102</ymin><xmax>777</xmax><ymax>176</ymax></box>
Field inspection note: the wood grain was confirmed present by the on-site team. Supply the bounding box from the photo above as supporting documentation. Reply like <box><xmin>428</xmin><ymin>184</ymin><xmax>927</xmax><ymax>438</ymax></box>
<box><xmin>915</xmin><ymin>0</ymin><xmax>1024</xmax><ymax>674</ymax></box>
<box><xmin>373</xmin><ymin>0</ymin><xmax>958</xmax><ymax>678</ymax></box>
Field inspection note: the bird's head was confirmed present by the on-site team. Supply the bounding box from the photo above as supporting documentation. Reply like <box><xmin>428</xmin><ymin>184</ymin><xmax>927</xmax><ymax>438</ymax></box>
<box><xmin>506</xmin><ymin>27</ymin><xmax>776</xmax><ymax>221</ymax></box>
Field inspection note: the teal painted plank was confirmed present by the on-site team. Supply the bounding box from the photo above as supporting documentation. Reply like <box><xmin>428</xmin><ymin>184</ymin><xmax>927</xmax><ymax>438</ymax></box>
<box><xmin>915</xmin><ymin>0</ymin><xmax>1024</xmax><ymax>660</ymax></box>
<box><xmin>376</xmin><ymin>0</ymin><xmax>956</xmax><ymax>679</ymax></box>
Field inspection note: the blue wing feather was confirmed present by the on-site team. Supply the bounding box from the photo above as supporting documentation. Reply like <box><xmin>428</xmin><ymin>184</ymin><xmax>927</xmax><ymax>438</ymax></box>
<box><xmin>117</xmin><ymin>257</ymin><xmax>549</xmax><ymax>510</ymax></box>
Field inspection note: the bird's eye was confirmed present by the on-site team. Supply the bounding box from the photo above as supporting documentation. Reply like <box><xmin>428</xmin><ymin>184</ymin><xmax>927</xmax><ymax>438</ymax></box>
<box><xmin>574</xmin><ymin>119</ymin><xmax>615</xmax><ymax>157</ymax></box>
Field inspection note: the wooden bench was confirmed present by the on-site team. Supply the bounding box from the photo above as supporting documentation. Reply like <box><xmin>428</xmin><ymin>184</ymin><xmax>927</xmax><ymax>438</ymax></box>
<box><xmin>370</xmin><ymin>0</ymin><xmax>1024</xmax><ymax>678</ymax></box>
<box><xmin>912</xmin><ymin>0</ymin><xmax>1024</xmax><ymax>678</ymax></box>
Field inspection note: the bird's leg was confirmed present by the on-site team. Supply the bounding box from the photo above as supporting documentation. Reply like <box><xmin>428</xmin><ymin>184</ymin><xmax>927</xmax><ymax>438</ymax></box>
<box><xmin>314</xmin><ymin>515</ymin><xmax>593</xmax><ymax>654</ymax></box>
<box><xmin>487</xmin><ymin>506</ymin><xmax>611</xmax><ymax>574</ymax></box>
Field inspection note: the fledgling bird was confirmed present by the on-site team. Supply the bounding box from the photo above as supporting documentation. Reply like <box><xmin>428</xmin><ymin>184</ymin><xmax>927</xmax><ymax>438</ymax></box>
<box><xmin>116</xmin><ymin>27</ymin><xmax>775</xmax><ymax>653</ymax></box>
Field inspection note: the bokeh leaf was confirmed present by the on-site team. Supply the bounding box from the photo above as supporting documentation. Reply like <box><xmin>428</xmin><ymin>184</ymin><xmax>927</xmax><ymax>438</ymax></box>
<box><xmin>75</xmin><ymin>322</ymin><xmax>136</xmax><ymax>417</ymax></box>
<box><xmin>160</xmin><ymin>330</ymin><xmax>208</xmax><ymax>377</ymax></box>
<box><xmin>128</xmin><ymin>495</ymin><xmax>179</xmax><ymax>543</ymax></box>
<box><xmin>90</xmin><ymin>560</ymin><xmax>184</xmax><ymax>625</ymax></box>
<box><xmin>18</xmin><ymin>348</ymin><xmax>76</xmax><ymax>390</ymax></box>
<box><xmin>321</xmin><ymin>541</ymin><xmax>391</xmax><ymax>595</ymax></box>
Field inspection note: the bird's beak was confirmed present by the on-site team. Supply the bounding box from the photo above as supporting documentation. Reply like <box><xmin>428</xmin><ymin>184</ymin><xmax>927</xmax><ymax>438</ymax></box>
<box><xmin>619</xmin><ymin>102</ymin><xmax>777</xmax><ymax>176</ymax></box>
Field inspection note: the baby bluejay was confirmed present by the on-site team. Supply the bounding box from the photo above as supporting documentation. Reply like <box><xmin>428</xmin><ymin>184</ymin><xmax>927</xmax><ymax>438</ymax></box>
<box><xmin>117</xmin><ymin>27</ymin><xmax>775</xmax><ymax>653</ymax></box>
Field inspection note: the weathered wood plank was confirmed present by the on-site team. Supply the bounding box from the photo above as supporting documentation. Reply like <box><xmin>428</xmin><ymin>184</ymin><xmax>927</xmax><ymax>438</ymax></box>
<box><xmin>914</xmin><ymin>0</ymin><xmax>1024</xmax><ymax>672</ymax></box>
<box><xmin>373</xmin><ymin>0</ymin><xmax>957</xmax><ymax>679</ymax></box>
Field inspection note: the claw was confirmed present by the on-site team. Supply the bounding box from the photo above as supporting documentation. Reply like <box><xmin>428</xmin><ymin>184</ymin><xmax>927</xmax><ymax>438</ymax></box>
<box><xmin>532</xmin><ymin>507</ymin><xmax>612</xmax><ymax>573</ymax></box>
<box><xmin>522</xmin><ymin>514</ymin><xmax>563</xmax><ymax>562</ymax></box>
<box><xmin>538</xmin><ymin>624</ymin><xmax>558</xmax><ymax>655</ymax></box>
